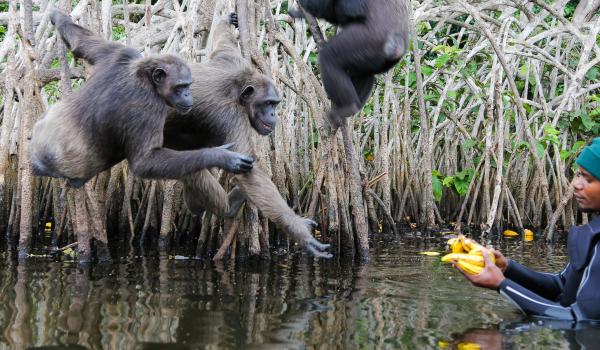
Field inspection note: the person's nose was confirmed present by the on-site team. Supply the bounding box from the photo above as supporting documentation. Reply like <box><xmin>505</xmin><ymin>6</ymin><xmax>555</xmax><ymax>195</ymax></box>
<box><xmin>572</xmin><ymin>176</ymin><xmax>584</xmax><ymax>190</ymax></box>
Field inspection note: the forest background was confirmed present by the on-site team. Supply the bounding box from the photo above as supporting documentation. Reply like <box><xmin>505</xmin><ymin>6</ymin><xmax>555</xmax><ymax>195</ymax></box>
<box><xmin>0</xmin><ymin>0</ymin><xmax>599</xmax><ymax>260</ymax></box>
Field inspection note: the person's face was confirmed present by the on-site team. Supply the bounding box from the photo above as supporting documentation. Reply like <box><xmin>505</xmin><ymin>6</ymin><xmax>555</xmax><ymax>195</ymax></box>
<box><xmin>572</xmin><ymin>167</ymin><xmax>600</xmax><ymax>212</ymax></box>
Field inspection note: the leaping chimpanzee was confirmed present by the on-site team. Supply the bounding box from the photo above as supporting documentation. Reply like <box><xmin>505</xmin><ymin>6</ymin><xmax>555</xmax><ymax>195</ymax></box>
<box><xmin>290</xmin><ymin>0</ymin><xmax>409</xmax><ymax>129</ymax></box>
<box><xmin>163</xmin><ymin>15</ymin><xmax>332</xmax><ymax>258</ymax></box>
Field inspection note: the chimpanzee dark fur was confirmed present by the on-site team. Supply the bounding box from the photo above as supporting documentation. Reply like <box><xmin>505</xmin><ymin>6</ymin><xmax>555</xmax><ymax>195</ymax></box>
<box><xmin>290</xmin><ymin>0</ymin><xmax>409</xmax><ymax>129</ymax></box>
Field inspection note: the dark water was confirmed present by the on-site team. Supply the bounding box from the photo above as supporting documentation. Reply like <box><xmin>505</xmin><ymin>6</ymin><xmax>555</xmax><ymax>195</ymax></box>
<box><xmin>0</xmin><ymin>233</ymin><xmax>598</xmax><ymax>350</ymax></box>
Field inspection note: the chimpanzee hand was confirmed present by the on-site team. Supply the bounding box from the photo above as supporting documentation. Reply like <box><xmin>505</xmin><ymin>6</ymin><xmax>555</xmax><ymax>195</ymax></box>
<box><xmin>288</xmin><ymin>217</ymin><xmax>332</xmax><ymax>258</ymax></box>
<box><xmin>228</xmin><ymin>13</ymin><xmax>239</xmax><ymax>28</ymax></box>
<box><xmin>216</xmin><ymin>143</ymin><xmax>254</xmax><ymax>174</ymax></box>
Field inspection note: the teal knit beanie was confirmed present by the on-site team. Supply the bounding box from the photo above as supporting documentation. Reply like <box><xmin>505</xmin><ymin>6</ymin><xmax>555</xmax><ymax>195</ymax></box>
<box><xmin>576</xmin><ymin>138</ymin><xmax>600</xmax><ymax>181</ymax></box>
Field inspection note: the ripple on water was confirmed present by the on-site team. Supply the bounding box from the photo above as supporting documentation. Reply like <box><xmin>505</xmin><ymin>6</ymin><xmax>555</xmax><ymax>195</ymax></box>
<box><xmin>0</xmin><ymin>234</ymin><xmax>595</xmax><ymax>349</ymax></box>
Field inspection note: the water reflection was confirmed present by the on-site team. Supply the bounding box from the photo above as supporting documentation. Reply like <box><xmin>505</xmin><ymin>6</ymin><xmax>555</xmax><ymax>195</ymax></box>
<box><xmin>0</xmin><ymin>236</ymin><xmax>597</xmax><ymax>349</ymax></box>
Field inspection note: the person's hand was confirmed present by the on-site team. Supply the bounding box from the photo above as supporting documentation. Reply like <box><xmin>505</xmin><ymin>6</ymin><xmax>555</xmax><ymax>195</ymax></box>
<box><xmin>453</xmin><ymin>250</ymin><xmax>505</xmax><ymax>290</ymax></box>
<box><xmin>492</xmin><ymin>249</ymin><xmax>509</xmax><ymax>273</ymax></box>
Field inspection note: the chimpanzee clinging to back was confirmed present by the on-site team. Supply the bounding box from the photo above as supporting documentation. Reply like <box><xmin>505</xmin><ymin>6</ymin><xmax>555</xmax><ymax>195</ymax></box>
<box><xmin>290</xmin><ymin>0</ymin><xmax>409</xmax><ymax>129</ymax></box>
<box><xmin>31</xmin><ymin>9</ymin><xmax>254</xmax><ymax>188</ymax></box>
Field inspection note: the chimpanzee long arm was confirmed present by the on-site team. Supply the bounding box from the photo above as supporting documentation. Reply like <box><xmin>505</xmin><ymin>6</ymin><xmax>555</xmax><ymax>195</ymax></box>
<box><xmin>129</xmin><ymin>145</ymin><xmax>253</xmax><ymax>179</ymax></box>
<box><xmin>234</xmin><ymin>168</ymin><xmax>332</xmax><ymax>258</ymax></box>
<box><xmin>208</xmin><ymin>14</ymin><xmax>246</xmax><ymax>66</ymax></box>
<box><xmin>50</xmin><ymin>9</ymin><xmax>135</xmax><ymax>65</ymax></box>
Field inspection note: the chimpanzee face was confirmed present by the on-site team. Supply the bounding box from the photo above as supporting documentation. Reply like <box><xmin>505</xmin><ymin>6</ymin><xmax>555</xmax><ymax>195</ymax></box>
<box><xmin>239</xmin><ymin>80</ymin><xmax>281</xmax><ymax>136</ymax></box>
<box><xmin>152</xmin><ymin>60</ymin><xmax>194</xmax><ymax>115</ymax></box>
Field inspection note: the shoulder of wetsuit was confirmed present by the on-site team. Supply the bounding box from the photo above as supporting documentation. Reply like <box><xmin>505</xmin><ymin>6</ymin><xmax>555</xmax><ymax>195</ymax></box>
<box><xmin>568</xmin><ymin>216</ymin><xmax>600</xmax><ymax>270</ymax></box>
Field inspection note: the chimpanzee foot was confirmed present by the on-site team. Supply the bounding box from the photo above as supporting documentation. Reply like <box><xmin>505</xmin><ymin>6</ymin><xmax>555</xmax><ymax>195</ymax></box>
<box><xmin>327</xmin><ymin>103</ymin><xmax>359</xmax><ymax>131</ymax></box>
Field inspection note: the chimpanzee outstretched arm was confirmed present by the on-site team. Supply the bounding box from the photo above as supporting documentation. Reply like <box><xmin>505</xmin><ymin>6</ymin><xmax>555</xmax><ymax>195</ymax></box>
<box><xmin>50</xmin><ymin>9</ymin><xmax>134</xmax><ymax>65</ymax></box>
<box><xmin>234</xmin><ymin>168</ymin><xmax>332</xmax><ymax>258</ymax></box>
<box><xmin>129</xmin><ymin>145</ymin><xmax>253</xmax><ymax>179</ymax></box>
<box><xmin>180</xmin><ymin>153</ymin><xmax>332</xmax><ymax>257</ymax></box>
<box><xmin>208</xmin><ymin>15</ymin><xmax>245</xmax><ymax>66</ymax></box>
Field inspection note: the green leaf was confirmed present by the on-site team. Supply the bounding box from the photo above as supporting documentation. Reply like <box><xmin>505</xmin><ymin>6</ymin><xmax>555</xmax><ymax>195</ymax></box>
<box><xmin>581</xmin><ymin>113</ymin><xmax>595</xmax><ymax>131</ymax></box>
<box><xmin>421</xmin><ymin>65</ymin><xmax>433</xmax><ymax>76</ymax></box>
<box><xmin>536</xmin><ymin>141</ymin><xmax>545</xmax><ymax>158</ymax></box>
<box><xmin>519</xmin><ymin>64</ymin><xmax>528</xmax><ymax>78</ymax></box>
<box><xmin>442</xmin><ymin>176</ymin><xmax>454</xmax><ymax>187</ymax></box>
<box><xmin>462</xmin><ymin>139</ymin><xmax>477</xmax><ymax>151</ymax></box>
<box><xmin>586</xmin><ymin>67</ymin><xmax>599</xmax><ymax>81</ymax></box>
<box><xmin>560</xmin><ymin>150</ymin><xmax>571</xmax><ymax>161</ymax></box>
<box><xmin>454</xmin><ymin>180</ymin><xmax>470</xmax><ymax>196</ymax></box>
<box><xmin>432</xmin><ymin>175</ymin><xmax>443</xmax><ymax>202</ymax></box>
<box><xmin>572</xmin><ymin>140</ymin><xmax>587</xmax><ymax>153</ymax></box>
<box><xmin>544</xmin><ymin>124</ymin><xmax>559</xmax><ymax>136</ymax></box>
<box><xmin>435</xmin><ymin>54</ymin><xmax>451</xmax><ymax>68</ymax></box>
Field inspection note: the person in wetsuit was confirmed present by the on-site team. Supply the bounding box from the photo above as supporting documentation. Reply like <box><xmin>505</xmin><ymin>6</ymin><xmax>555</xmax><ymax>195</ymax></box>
<box><xmin>455</xmin><ymin>138</ymin><xmax>600</xmax><ymax>321</ymax></box>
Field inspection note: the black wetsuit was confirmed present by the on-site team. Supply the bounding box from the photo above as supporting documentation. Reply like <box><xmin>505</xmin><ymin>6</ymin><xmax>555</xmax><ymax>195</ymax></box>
<box><xmin>499</xmin><ymin>216</ymin><xmax>600</xmax><ymax>321</ymax></box>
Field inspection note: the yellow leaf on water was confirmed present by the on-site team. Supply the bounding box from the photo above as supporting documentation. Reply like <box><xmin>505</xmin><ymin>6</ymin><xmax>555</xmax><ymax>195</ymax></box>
<box><xmin>457</xmin><ymin>342</ymin><xmax>481</xmax><ymax>350</ymax></box>
<box><xmin>437</xmin><ymin>340</ymin><xmax>449</xmax><ymax>348</ymax></box>
<box><xmin>503</xmin><ymin>229</ymin><xmax>519</xmax><ymax>237</ymax></box>
<box><xmin>419</xmin><ymin>251</ymin><xmax>441</xmax><ymax>256</ymax></box>
<box><xmin>524</xmin><ymin>229</ymin><xmax>534</xmax><ymax>241</ymax></box>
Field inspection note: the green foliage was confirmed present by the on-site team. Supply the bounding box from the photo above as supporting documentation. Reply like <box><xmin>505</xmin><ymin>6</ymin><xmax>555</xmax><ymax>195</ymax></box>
<box><xmin>43</xmin><ymin>81</ymin><xmax>61</xmax><ymax>105</ymax></box>
<box><xmin>0</xmin><ymin>3</ymin><xmax>8</xmax><ymax>12</ymax></box>
<box><xmin>112</xmin><ymin>25</ymin><xmax>126</xmax><ymax>41</ymax></box>
<box><xmin>432</xmin><ymin>170</ymin><xmax>443</xmax><ymax>202</ymax></box>
<box><xmin>540</xmin><ymin>124</ymin><xmax>560</xmax><ymax>146</ymax></box>
<box><xmin>560</xmin><ymin>140</ymin><xmax>587</xmax><ymax>161</ymax></box>
<box><xmin>0</xmin><ymin>25</ymin><xmax>5</xmax><ymax>42</ymax></box>
<box><xmin>442</xmin><ymin>168</ymin><xmax>474</xmax><ymax>196</ymax></box>
<box><xmin>586</xmin><ymin>67</ymin><xmax>599</xmax><ymax>81</ymax></box>
<box><xmin>461</xmin><ymin>139</ymin><xmax>478</xmax><ymax>152</ymax></box>
<box><xmin>564</xmin><ymin>1</ymin><xmax>577</xmax><ymax>19</ymax></box>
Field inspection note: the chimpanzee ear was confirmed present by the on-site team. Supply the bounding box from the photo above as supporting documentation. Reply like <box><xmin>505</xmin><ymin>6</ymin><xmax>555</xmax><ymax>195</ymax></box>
<box><xmin>240</xmin><ymin>85</ymin><xmax>255</xmax><ymax>102</ymax></box>
<box><xmin>152</xmin><ymin>68</ymin><xmax>167</xmax><ymax>85</ymax></box>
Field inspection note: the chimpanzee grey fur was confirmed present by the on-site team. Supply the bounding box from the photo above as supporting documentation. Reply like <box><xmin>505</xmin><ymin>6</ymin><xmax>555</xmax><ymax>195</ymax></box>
<box><xmin>163</xmin><ymin>16</ymin><xmax>332</xmax><ymax>258</ymax></box>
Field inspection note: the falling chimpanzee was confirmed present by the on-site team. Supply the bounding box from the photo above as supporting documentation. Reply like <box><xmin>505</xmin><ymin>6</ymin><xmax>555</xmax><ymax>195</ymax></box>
<box><xmin>31</xmin><ymin>9</ymin><xmax>254</xmax><ymax>188</ymax></box>
<box><xmin>290</xmin><ymin>0</ymin><xmax>409</xmax><ymax>129</ymax></box>
<box><xmin>163</xmin><ymin>15</ymin><xmax>332</xmax><ymax>258</ymax></box>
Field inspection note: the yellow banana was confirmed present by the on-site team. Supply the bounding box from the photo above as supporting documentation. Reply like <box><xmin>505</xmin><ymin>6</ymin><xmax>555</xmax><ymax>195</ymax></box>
<box><xmin>456</xmin><ymin>260</ymin><xmax>484</xmax><ymax>275</ymax></box>
<box><xmin>461</xmin><ymin>237</ymin><xmax>485</xmax><ymax>252</ymax></box>
<box><xmin>503</xmin><ymin>229</ymin><xmax>519</xmax><ymax>237</ymax></box>
<box><xmin>447</xmin><ymin>238</ymin><xmax>464</xmax><ymax>253</ymax></box>
<box><xmin>441</xmin><ymin>253</ymin><xmax>485</xmax><ymax>266</ymax></box>
<box><xmin>468</xmin><ymin>248</ymin><xmax>496</xmax><ymax>263</ymax></box>
<box><xmin>524</xmin><ymin>229</ymin><xmax>534</xmax><ymax>241</ymax></box>
<box><xmin>458</xmin><ymin>342</ymin><xmax>482</xmax><ymax>350</ymax></box>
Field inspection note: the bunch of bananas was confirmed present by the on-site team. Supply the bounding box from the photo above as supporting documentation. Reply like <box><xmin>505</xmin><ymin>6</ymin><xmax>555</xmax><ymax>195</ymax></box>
<box><xmin>441</xmin><ymin>235</ymin><xmax>495</xmax><ymax>275</ymax></box>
